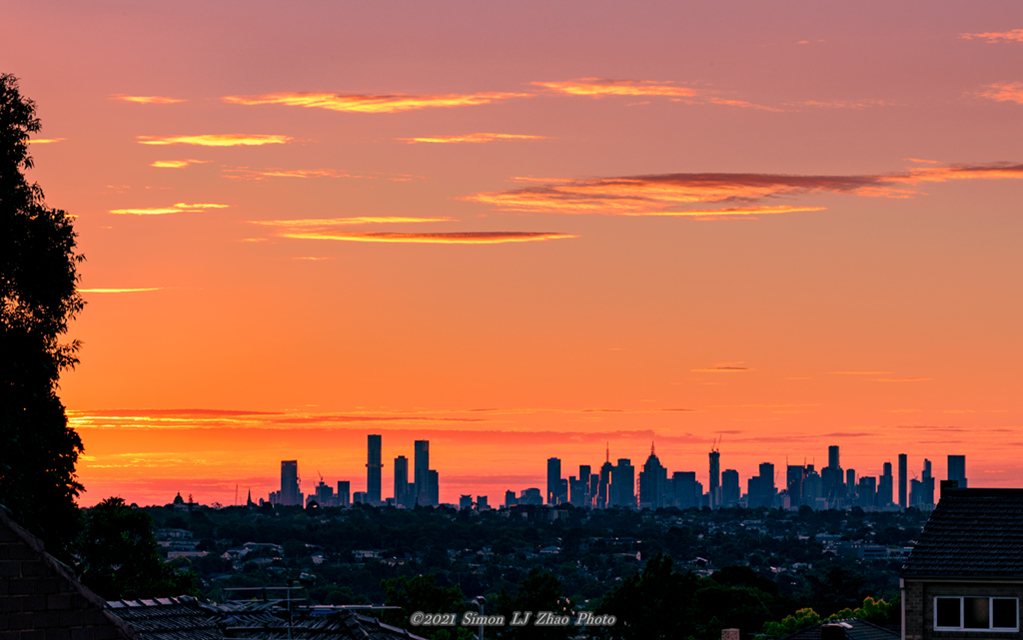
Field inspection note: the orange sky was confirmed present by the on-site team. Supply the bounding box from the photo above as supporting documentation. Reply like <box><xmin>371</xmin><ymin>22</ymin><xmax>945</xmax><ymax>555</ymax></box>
<box><xmin>5</xmin><ymin>1</ymin><xmax>1022</xmax><ymax>507</ymax></box>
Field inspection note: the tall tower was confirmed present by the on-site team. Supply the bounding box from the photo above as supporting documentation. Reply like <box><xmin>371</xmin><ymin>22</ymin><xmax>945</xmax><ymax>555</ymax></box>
<box><xmin>280</xmin><ymin>460</ymin><xmax>299</xmax><ymax>506</ymax></box>
<box><xmin>828</xmin><ymin>445</ymin><xmax>840</xmax><ymax>470</ymax></box>
<box><xmin>709</xmin><ymin>443</ymin><xmax>721</xmax><ymax>509</ymax></box>
<box><xmin>367</xmin><ymin>434</ymin><xmax>383</xmax><ymax>505</ymax></box>
<box><xmin>414</xmin><ymin>440</ymin><xmax>430</xmax><ymax>505</ymax></box>
<box><xmin>947</xmin><ymin>455</ymin><xmax>967</xmax><ymax>489</ymax></box>
<box><xmin>597</xmin><ymin>444</ymin><xmax>612</xmax><ymax>509</ymax></box>
<box><xmin>394</xmin><ymin>455</ymin><xmax>409</xmax><ymax>507</ymax></box>
<box><xmin>898</xmin><ymin>453</ymin><xmax>908</xmax><ymax>511</ymax></box>
<box><xmin>547</xmin><ymin>458</ymin><xmax>562</xmax><ymax>505</ymax></box>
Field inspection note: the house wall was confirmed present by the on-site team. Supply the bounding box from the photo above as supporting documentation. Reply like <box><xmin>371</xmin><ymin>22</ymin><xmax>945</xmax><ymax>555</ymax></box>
<box><xmin>904</xmin><ymin>579</ymin><xmax>1023</xmax><ymax>640</ymax></box>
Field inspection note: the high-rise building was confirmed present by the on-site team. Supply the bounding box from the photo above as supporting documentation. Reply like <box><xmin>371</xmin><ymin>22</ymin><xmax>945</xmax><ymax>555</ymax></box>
<box><xmin>611</xmin><ymin>459</ymin><xmax>635</xmax><ymax>508</ymax></box>
<box><xmin>337</xmin><ymin>480</ymin><xmax>350</xmax><ymax>507</ymax></box>
<box><xmin>427</xmin><ymin>469</ymin><xmax>439</xmax><ymax>506</ymax></box>
<box><xmin>857</xmin><ymin>476</ymin><xmax>877</xmax><ymax>509</ymax></box>
<box><xmin>597</xmin><ymin>445</ymin><xmax>613</xmax><ymax>509</ymax></box>
<box><xmin>504</xmin><ymin>489</ymin><xmax>517</xmax><ymax>508</ymax></box>
<box><xmin>709</xmin><ymin>448</ymin><xmax>721</xmax><ymax>509</ymax></box>
<box><xmin>878</xmin><ymin>462</ymin><xmax>894</xmax><ymax>508</ymax></box>
<box><xmin>367</xmin><ymin>435</ymin><xmax>383</xmax><ymax>505</ymax></box>
<box><xmin>672</xmin><ymin>471</ymin><xmax>702</xmax><ymax>510</ymax></box>
<box><xmin>898</xmin><ymin>454</ymin><xmax>908</xmax><ymax>511</ymax></box>
<box><xmin>459</xmin><ymin>495</ymin><xmax>473</xmax><ymax>510</ymax></box>
<box><xmin>547</xmin><ymin>458</ymin><xmax>562</xmax><ymax>505</ymax></box>
<box><xmin>947</xmin><ymin>455</ymin><xmax>967</xmax><ymax>489</ymax></box>
<box><xmin>639</xmin><ymin>444</ymin><xmax>668</xmax><ymax>510</ymax></box>
<box><xmin>394</xmin><ymin>455</ymin><xmax>410</xmax><ymax>508</ymax></box>
<box><xmin>786</xmin><ymin>465</ymin><xmax>805</xmax><ymax>509</ymax></box>
<box><xmin>828</xmin><ymin>445</ymin><xmax>840</xmax><ymax>470</ymax></box>
<box><xmin>721</xmin><ymin>469</ymin><xmax>740</xmax><ymax>507</ymax></box>
<box><xmin>414</xmin><ymin>440</ymin><xmax>430</xmax><ymax>505</ymax></box>
<box><xmin>846</xmin><ymin>468</ymin><xmax>856</xmax><ymax>501</ymax></box>
<box><xmin>578</xmin><ymin>465</ymin><xmax>592</xmax><ymax>508</ymax></box>
<box><xmin>280</xmin><ymin>460</ymin><xmax>300</xmax><ymax>506</ymax></box>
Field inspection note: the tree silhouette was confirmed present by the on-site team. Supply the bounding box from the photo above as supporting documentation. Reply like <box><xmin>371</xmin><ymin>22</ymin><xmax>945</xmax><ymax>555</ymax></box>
<box><xmin>77</xmin><ymin>497</ymin><xmax>197</xmax><ymax>599</ymax></box>
<box><xmin>0</xmin><ymin>73</ymin><xmax>85</xmax><ymax>558</ymax></box>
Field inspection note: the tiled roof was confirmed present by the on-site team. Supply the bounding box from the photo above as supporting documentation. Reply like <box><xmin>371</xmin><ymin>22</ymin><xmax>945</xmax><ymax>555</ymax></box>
<box><xmin>106</xmin><ymin>597</ymin><xmax>224</xmax><ymax>640</ymax></box>
<box><xmin>902</xmin><ymin>488</ymin><xmax>1023</xmax><ymax>578</ymax></box>
<box><xmin>783</xmin><ymin>619</ymin><xmax>900</xmax><ymax>640</ymax></box>
<box><xmin>206</xmin><ymin>604</ymin><xmax>428</xmax><ymax>640</ymax></box>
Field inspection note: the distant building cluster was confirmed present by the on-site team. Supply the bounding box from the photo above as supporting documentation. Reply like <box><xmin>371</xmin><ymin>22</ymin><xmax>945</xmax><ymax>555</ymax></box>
<box><xmin>265</xmin><ymin>435</ymin><xmax>439</xmax><ymax>508</ymax></box>
<box><xmin>518</xmin><ymin>444</ymin><xmax>967</xmax><ymax>512</ymax></box>
<box><xmin>262</xmin><ymin>434</ymin><xmax>968</xmax><ymax>513</ymax></box>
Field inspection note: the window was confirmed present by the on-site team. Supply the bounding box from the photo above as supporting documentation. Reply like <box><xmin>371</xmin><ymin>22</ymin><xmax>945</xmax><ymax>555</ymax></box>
<box><xmin>934</xmin><ymin>597</ymin><xmax>1019</xmax><ymax>631</ymax></box>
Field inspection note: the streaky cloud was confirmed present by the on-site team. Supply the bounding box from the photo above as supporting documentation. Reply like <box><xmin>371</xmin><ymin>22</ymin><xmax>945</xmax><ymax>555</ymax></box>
<box><xmin>222</xmin><ymin>91</ymin><xmax>531</xmax><ymax>113</ymax></box>
<box><xmin>252</xmin><ymin>216</ymin><xmax>456</xmax><ymax>228</ymax></box>
<box><xmin>276</xmin><ymin>231</ymin><xmax>578</xmax><ymax>244</ymax></box>
<box><xmin>110</xmin><ymin>94</ymin><xmax>187</xmax><ymax>104</ymax></box>
<box><xmin>109</xmin><ymin>202</ymin><xmax>230</xmax><ymax>215</ymax></box>
<box><xmin>137</xmin><ymin>134</ymin><xmax>292</xmax><ymax>147</ymax></box>
<box><xmin>224</xmin><ymin>167</ymin><xmax>361</xmax><ymax>180</ymax></box>
<box><xmin>78</xmin><ymin>287</ymin><xmax>163</xmax><ymax>294</ymax></box>
<box><xmin>28</xmin><ymin>138</ymin><xmax>66</xmax><ymax>144</ymax></box>
<box><xmin>960</xmin><ymin>29</ymin><xmax>1023</xmax><ymax>43</ymax></box>
<box><xmin>150</xmin><ymin>159</ymin><xmax>212</xmax><ymax>168</ymax></box>
<box><xmin>397</xmin><ymin>133</ymin><xmax>548</xmax><ymax>144</ymax></box>
<box><xmin>533</xmin><ymin>78</ymin><xmax>700</xmax><ymax>98</ymax></box>
<box><xmin>466</xmin><ymin>163</ymin><xmax>1023</xmax><ymax>215</ymax></box>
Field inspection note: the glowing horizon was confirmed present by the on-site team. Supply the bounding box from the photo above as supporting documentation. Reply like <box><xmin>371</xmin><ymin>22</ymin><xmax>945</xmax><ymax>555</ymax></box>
<box><xmin>3</xmin><ymin>1</ymin><xmax>1021</xmax><ymax>508</ymax></box>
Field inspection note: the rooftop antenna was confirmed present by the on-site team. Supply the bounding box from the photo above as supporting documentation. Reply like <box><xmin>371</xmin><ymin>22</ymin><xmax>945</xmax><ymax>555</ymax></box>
<box><xmin>234</xmin><ymin>484</ymin><xmax>239</xmax><ymax>506</ymax></box>
<box><xmin>651</xmin><ymin>441</ymin><xmax>655</xmax><ymax>456</ymax></box>
<box><xmin>606</xmin><ymin>442</ymin><xmax>610</xmax><ymax>464</ymax></box>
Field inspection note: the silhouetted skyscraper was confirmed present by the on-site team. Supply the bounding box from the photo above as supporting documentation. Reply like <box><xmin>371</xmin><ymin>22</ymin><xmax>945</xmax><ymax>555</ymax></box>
<box><xmin>547</xmin><ymin>458</ymin><xmax>562</xmax><ymax>505</ymax></box>
<box><xmin>709</xmin><ymin>448</ymin><xmax>721</xmax><ymax>509</ymax></box>
<box><xmin>427</xmin><ymin>469</ymin><xmax>439</xmax><ymax>506</ymax></box>
<box><xmin>280</xmin><ymin>460</ymin><xmax>300</xmax><ymax>506</ymax></box>
<box><xmin>878</xmin><ymin>462</ymin><xmax>894</xmax><ymax>508</ymax></box>
<box><xmin>639</xmin><ymin>444</ymin><xmax>667</xmax><ymax>509</ymax></box>
<box><xmin>721</xmin><ymin>469</ymin><xmax>740</xmax><ymax>507</ymax></box>
<box><xmin>786</xmin><ymin>465</ymin><xmax>805</xmax><ymax>509</ymax></box>
<box><xmin>828</xmin><ymin>445</ymin><xmax>840</xmax><ymax>470</ymax></box>
<box><xmin>414</xmin><ymin>440</ymin><xmax>430</xmax><ymax>505</ymax></box>
<box><xmin>611</xmin><ymin>459</ymin><xmax>635</xmax><ymax>508</ymax></box>
<box><xmin>394</xmin><ymin>455</ymin><xmax>410</xmax><ymax>508</ymax></box>
<box><xmin>367</xmin><ymin>434</ymin><xmax>382</xmax><ymax>505</ymax></box>
<box><xmin>337</xmin><ymin>480</ymin><xmax>350</xmax><ymax>507</ymax></box>
<box><xmin>947</xmin><ymin>455</ymin><xmax>967</xmax><ymax>489</ymax></box>
<box><xmin>898</xmin><ymin>453</ymin><xmax>908</xmax><ymax>511</ymax></box>
<box><xmin>598</xmin><ymin>445</ymin><xmax>613</xmax><ymax>509</ymax></box>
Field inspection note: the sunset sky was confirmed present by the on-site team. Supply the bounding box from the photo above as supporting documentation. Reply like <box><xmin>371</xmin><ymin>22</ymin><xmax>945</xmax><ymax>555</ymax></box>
<box><xmin>5</xmin><ymin>1</ymin><xmax>1023</xmax><ymax>507</ymax></box>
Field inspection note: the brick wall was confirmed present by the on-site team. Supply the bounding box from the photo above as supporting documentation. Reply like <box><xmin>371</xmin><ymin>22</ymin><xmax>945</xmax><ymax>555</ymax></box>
<box><xmin>904</xmin><ymin>579</ymin><xmax>1023</xmax><ymax>640</ymax></box>
<box><xmin>0</xmin><ymin>508</ymin><xmax>133</xmax><ymax>640</ymax></box>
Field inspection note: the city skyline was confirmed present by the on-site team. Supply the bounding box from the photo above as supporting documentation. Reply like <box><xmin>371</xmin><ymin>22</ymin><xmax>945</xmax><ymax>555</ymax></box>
<box><xmin>4</xmin><ymin>2</ymin><xmax>1021</xmax><ymax>508</ymax></box>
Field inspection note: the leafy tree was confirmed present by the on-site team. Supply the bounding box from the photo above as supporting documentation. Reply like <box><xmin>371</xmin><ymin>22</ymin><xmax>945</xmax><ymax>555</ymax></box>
<box><xmin>77</xmin><ymin>497</ymin><xmax>197</xmax><ymax>600</ymax></box>
<box><xmin>0</xmin><ymin>73</ymin><xmax>85</xmax><ymax>558</ymax></box>
<box><xmin>380</xmin><ymin>574</ymin><xmax>472</xmax><ymax>640</ymax></box>
<box><xmin>595</xmin><ymin>553</ymin><xmax>699</xmax><ymax>640</ymax></box>
<box><xmin>498</xmin><ymin>567</ymin><xmax>573</xmax><ymax>640</ymax></box>
<box><xmin>761</xmin><ymin>608</ymin><xmax>822</xmax><ymax>637</ymax></box>
<box><xmin>825</xmin><ymin>596</ymin><xmax>899</xmax><ymax>626</ymax></box>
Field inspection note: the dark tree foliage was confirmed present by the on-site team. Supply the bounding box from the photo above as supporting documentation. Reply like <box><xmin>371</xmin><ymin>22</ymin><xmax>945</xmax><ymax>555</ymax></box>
<box><xmin>77</xmin><ymin>497</ymin><xmax>197</xmax><ymax>600</ymax></box>
<box><xmin>380</xmin><ymin>575</ymin><xmax>472</xmax><ymax>640</ymax></box>
<box><xmin>496</xmin><ymin>567</ymin><xmax>572</xmax><ymax>640</ymax></box>
<box><xmin>595</xmin><ymin>553</ymin><xmax>700</xmax><ymax>640</ymax></box>
<box><xmin>0</xmin><ymin>73</ymin><xmax>85</xmax><ymax>558</ymax></box>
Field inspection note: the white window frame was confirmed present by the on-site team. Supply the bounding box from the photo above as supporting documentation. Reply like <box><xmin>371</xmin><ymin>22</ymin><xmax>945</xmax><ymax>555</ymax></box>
<box><xmin>933</xmin><ymin>597</ymin><xmax>1019</xmax><ymax>632</ymax></box>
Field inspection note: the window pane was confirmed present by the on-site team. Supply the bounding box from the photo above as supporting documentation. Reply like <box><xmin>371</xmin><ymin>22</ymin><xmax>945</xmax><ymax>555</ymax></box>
<box><xmin>992</xmin><ymin>599</ymin><xmax>1017</xmax><ymax>629</ymax></box>
<box><xmin>964</xmin><ymin>597</ymin><xmax>990</xmax><ymax>629</ymax></box>
<box><xmin>936</xmin><ymin>598</ymin><xmax>961</xmax><ymax>628</ymax></box>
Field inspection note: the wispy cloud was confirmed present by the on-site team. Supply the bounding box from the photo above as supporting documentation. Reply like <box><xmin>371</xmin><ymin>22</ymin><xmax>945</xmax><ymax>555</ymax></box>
<box><xmin>465</xmin><ymin>163</ymin><xmax>1023</xmax><ymax>216</ymax></box>
<box><xmin>397</xmin><ymin>133</ymin><xmax>548</xmax><ymax>144</ymax></box>
<box><xmin>223</xmin><ymin>91</ymin><xmax>531</xmax><ymax>113</ymax></box>
<box><xmin>252</xmin><ymin>217</ymin><xmax>457</xmax><ymax>229</ymax></box>
<box><xmin>78</xmin><ymin>287</ymin><xmax>164</xmax><ymax>294</ymax></box>
<box><xmin>28</xmin><ymin>138</ymin><xmax>66</xmax><ymax>144</ymax></box>
<box><xmin>828</xmin><ymin>371</ymin><xmax>894</xmax><ymax>375</ymax></box>
<box><xmin>274</xmin><ymin>231</ymin><xmax>578</xmax><ymax>244</ymax></box>
<box><xmin>223</xmin><ymin>167</ymin><xmax>361</xmax><ymax>181</ymax></box>
<box><xmin>110</xmin><ymin>94</ymin><xmax>187</xmax><ymax>104</ymax></box>
<box><xmin>136</xmin><ymin>134</ymin><xmax>292</xmax><ymax>147</ymax></box>
<box><xmin>533</xmin><ymin>78</ymin><xmax>781</xmax><ymax>111</ymax></box>
<box><xmin>692</xmin><ymin>364</ymin><xmax>752</xmax><ymax>373</ymax></box>
<box><xmin>150</xmin><ymin>159</ymin><xmax>212</xmax><ymax>169</ymax></box>
<box><xmin>109</xmin><ymin>203</ymin><xmax>230</xmax><ymax>216</ymax></box>
<box><xmin>979</xmin><ymin>82</ymin><xmax>1023</xmax><ymax>104</ymax></box>
<box><xmin>871</xmin><ymin>377</ymin><xmax>933</xmax><ymax>383</ymax></box>
<box><xmin>960</xmin><ymin>29</ymin><xmax>1023</xmax><ymax>43</ymax></box>
<box><xmin>533</xmin><ymin>78</ymin><xmax>700</xmax><ymax>98</ymax></box>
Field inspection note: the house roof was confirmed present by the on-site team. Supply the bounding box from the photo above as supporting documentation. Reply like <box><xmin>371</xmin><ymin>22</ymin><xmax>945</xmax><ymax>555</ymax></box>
<box><xmin>902</xmin><ymin>488</ymin><xmax>1023</xmax><ymax>578</ymax></box>
<box><xmin>782</xmin><ymin>619</ymin><xmax>900</xmax><ymax>640</ymax></box>
<box><xmin>106</xmin><ymin>597</ymin><xmax>224</xmax><ymax>640</ymax></box>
